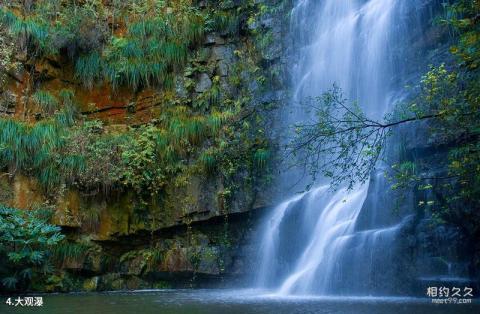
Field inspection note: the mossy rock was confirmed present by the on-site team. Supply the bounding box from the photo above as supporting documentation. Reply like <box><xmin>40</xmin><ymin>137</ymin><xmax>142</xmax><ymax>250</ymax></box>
<box><xmin>125</xmin><ymin>276</ymin><xmax>149</xmax><ymax>290</ymax></box>
<box><xmin>83</xmin><ymin>276</ymin><xmax>100</xmax><ymax>291</ymax></box>
<box><xmin>97</xmin><ymin>273</ymin><xmax>123</xmax><ymax>291</ymax></box>
<box><xmin>120</xmin><ymin>253</ymin><xmax>148</xmax><ymax>276</ymax></box>
<box><xmin>197</xmin><ymin>246</ymin><xmax>221</xmax><ymax>275</ymax></box>
<box><xmin>152</xmin><ymin>281</ymin><xmax>172</xmax><ymax>289</ymax></box>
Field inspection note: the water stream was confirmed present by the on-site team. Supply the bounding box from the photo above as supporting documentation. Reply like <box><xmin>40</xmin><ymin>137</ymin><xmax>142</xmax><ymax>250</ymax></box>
<box><xmin>256</xmin><ymin>0</ymin><xmax>422</xmax><ymax>296</ymax></box>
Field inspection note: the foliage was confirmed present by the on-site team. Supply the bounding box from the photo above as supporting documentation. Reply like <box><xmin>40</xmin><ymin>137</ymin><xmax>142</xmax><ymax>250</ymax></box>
<box><xmin>438</xmin><ymin>0</ymin><xmax>480</xmax><ymax>70</ymax></box>
<box><xmin>209</xmin><ymin>10</ymin><xmax>240</xmax><ymax>35</ymax></box>
<box><xmin>254</xmin><ymin>148</ymin><xmax>270</xmax><ymax>169</ymax></box>
<box><xmin>62</xmin><ymin>120</ymin><xmax>126</xmax><ymax>192</ymax></box>
<box><xmin>0</xmin><ymin>1</ymin><xmax>209</xmax><ymax>90</ymax></box>
<box><xmin>0</xmin><ymin>87</ymin><xmax>82</xmax><ymax>189</ymax></box>
<box><xmin>0</xmin><ymin>98</ymin><xmax>253</xmax><ymax>202</ymax></box>
<box><xmin>199</xmin><ymin>148</ymin><xmax>218</xmax><ymax>173</ymax></box>
<box><xmin>392</xmin><ymin>62</ymin><xmax>480</xmax><ymax>233</ymax></box>
<box><xmin>289</xmin><ymin>86</ymin><xmax>387</xmax><ymax>189</ymax></box>
<box><xmin>0</xmin><ymin>206</ymin><xmax>64</xmax><ymax>292</ymax></box>
<box><xmin>0</xmin><ymin>26</ymin><xmax>18</xmax><ymax>89</ymax></box>
<box><xmin>32</xmin><ymin>90</ymin><xmax>59</xmax><ymax>115</ymax></box>
<box><xmin>393</xmin><ymin>1</ymin><xmax>480</xmax><ymax>236</ymax></box>
<box><xmin>120</xmin><ymin>125</ymin><xmax>176</xmax><ymax>198</ymax></box>
<box><xmin>0</xmin><ymin>117</ymin><xmax>84</xmax><ymax>189</ymax></box>
<box><xmin>95</xmin><ymin>3</ymin><xmax>204</xmax><ymax>90</ymax></box>
<box><xmin>0</xmin><ymin>7</ymin><xmax>53</xmax><ymax>56</ymax></box>
<box><xmin>52</xmin><ymin>242</ymin><xmax>90</xmax><ymax>266</ymax></box>
<box><xmin>291</xmin><ymin>63</ymin><xmax>479</xmax><ymax>215</ymax></box>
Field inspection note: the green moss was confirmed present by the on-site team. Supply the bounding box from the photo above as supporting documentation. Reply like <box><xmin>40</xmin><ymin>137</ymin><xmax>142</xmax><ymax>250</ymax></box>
<box><xmin>82</xmin><ymin>277</ymin><xmax>99</xmax><ymax>292</ymax></box>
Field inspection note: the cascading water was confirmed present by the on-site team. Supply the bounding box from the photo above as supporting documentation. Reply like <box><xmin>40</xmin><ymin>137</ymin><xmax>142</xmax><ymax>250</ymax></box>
<box><xmin>256</xmin><ymin>0</ymin><xmax>424</xmax><ymax>295</ymax></box>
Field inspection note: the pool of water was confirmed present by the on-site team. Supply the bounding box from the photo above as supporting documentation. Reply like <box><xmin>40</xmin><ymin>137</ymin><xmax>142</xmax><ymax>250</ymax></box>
<box><xmin>2</xmin><ymin>289</ymin><xmax>478</xmax><ymax>314</ymax></box>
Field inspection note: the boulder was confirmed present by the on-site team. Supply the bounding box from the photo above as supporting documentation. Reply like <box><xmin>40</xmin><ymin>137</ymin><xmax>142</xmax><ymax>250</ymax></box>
<box><xmin>210</xmin><ymin>45</ymin><xmax>235</xmax><ymax>62</ymax></box>
<box><xmin>195</xmin><ymin>73</ymin><xmax>212</xmax><ymax>93</ymax></box>
<box><xmin>216</xmin><ymin>61</ymin><xmax>229</xmax><ymax>77</ymax></box>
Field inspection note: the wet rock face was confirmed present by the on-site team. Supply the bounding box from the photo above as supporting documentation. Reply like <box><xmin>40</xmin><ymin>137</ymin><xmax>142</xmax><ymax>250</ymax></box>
<box><xmin>63</xmin><ymin>212</ymin><xmax>263</xmax><ymax>291</ymax></box>
<box><xmin>356</xmin><ymin>115</ymin><xmax>479</xmax><ymax>294</ymax></box>
<box><xmin>210</xmin><ymin>45</ymin><xmax>235</xmax><ymax>62</ymax></box>
<box><xmin>0</xmin><ymin>0</ymin><xmax>289</xmax><ymax>292</ymax></box>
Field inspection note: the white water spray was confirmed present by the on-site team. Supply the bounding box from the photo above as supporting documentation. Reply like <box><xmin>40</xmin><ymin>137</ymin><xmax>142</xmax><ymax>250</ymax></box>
<box><xmin>256</xmin><ymin>0</ymin><xmax>422</xmax><ymax>295</ymax></box>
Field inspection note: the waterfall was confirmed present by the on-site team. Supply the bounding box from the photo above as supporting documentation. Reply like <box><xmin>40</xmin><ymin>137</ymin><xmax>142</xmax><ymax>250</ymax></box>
<box><xmin>256</xmin><ymin>0</ymin><xmax>424</xmax><ymax>295</ymax></box>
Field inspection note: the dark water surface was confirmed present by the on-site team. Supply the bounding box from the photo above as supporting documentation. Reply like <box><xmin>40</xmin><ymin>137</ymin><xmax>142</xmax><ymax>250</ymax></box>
<box><xmin>1</xmin><ymin>289</ymin><xmax>478</xmax><ymax>314</ymax></box>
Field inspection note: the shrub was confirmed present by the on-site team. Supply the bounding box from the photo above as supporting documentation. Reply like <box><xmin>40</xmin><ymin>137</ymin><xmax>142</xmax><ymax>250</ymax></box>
<box><xmin>0</xmin><ymin>206</ymin><xmax>64</xmax><ymax>292</ymax></box>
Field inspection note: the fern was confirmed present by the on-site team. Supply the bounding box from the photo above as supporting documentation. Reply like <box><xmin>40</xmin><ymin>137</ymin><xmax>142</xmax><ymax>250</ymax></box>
<box><xmin>2</xmin><ymin>276</ymin><xmax>18</xmax><ymax>289</ymax></box>
<box><xmin>19</xmin><ymin>268</ymin><xmax>32</xmax><ymax>280</ymax></box>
